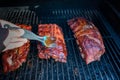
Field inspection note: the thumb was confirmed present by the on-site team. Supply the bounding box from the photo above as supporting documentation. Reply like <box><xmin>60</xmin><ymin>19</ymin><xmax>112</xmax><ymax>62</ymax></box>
<box><xmin>2</xmin><ymin>41</ymin><xmax>27</xmax><ymax>52</ymax></box>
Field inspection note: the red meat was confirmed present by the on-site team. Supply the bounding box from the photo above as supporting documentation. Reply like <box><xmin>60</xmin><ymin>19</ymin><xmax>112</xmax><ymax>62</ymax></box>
<box><xmin>68</xmin><ymin>17</ymin><xmax>105</xmax><ymax>64</ymax></box>
<box><xmin>37</xmin><ymin>24</ymin><xmax>67</xmax><ymax>62</ymax></box>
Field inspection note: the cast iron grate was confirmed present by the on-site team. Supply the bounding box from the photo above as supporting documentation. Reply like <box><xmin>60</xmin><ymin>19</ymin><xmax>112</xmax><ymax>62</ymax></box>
<box><xmin>0</xmin><ymin>8</ymin><xmax>120</xmax><ymax>80</ymax></box>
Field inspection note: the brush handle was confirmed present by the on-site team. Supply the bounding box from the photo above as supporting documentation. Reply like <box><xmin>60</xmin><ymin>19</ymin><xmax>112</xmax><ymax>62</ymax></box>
<box><xmin>22</xmin><ymin>29</ymin><xmax>44</xmax><ymax>42</ymax></box>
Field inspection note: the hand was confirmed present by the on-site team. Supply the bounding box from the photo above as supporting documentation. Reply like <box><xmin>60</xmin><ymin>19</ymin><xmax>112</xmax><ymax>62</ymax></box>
<box><xmin>2</xmin><ymin>29</ymin><xmax>27</xmax><ymax>52</ymax></box>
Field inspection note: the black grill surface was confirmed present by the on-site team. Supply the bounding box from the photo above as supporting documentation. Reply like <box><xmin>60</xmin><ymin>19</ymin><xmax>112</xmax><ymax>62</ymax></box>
<box><xmin>0</xmin><ymin>8</ymin><xmax>120</xmax><ymax>80</ymax></box>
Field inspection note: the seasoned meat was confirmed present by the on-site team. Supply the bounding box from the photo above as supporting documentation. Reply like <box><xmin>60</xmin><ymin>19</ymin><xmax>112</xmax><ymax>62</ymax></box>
<box><xmin>37</xmin><ymin>24</ymin><xmax>67</xmax><ymax>62</ymax></box>
<box><xmin>2</xmin><ymin>24</ymin><xmax>31</xmax><ymax>73</ymax></box>
<box><xmin>68</xmin><ymin>17</ymin><xmax>105</xmax><ymax>64</ymax></box>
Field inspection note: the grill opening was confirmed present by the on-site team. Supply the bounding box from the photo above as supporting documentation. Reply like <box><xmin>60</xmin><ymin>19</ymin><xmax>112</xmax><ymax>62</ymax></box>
<box><xmin>0</xmin><ymin>8</ymin><xmax>120</xmax><ymax>80</ymax></box>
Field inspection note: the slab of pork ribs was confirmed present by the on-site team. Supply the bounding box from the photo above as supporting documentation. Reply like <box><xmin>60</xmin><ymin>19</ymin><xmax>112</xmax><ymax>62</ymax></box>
<box><xmin>37</xmin><ymin>24</ymin><xmax>67</xmax><ymax>63</ymax></box>
<box><xmin>68</xmin><ymin>17</ymin><xmax>105</xmax><ymax>64</ymax></box>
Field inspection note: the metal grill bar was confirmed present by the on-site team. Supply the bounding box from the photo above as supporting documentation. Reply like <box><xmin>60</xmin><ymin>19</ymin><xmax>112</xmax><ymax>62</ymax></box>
<box><xmin>102</xmin><ymin>55</ymin><xmax>115</xmax><ymax>80</ymax></box>
<box><xmin>71</xmin><ymin>39</ymin><xmax>81</xmax><ymax>80</ymax></box>
<box><xmin>20</xmin><ymin>10</ymin><xmax>25</xmax><ymax>24</ymax></box>
<box><xmin>12</xmin><ymin>11</ymin><xmax>17</xmax><ymax>23</ymax></box>
<box><xmin>17</xmin><ymin>10</ymin><xmax>22</xmax><ymax>24</ymax></box>
<box><xmin>62</xmin><ymin>13</ymin><xmax>81</xmax><ymax>80</ymax></box>
<box><xmin>105</xmin><ymin>39</ymin><xmax>120</xmax><ymax>76</ymax></box>
<box><xmin>66</xmin><ymin>40</ymin><xmax>77</xmax><ymax>80</ymax></box>
<box><xmin>14</xmin><ymin>10</ymin><xmax>18</xmax><ymax>23</ymax></box>
<box><xmin>26</xmin><ymin>10</ymin><xmax>31</xmax><ymax>24</ymax></box>
<box><xmin>61</xmin><ymin>64</ymin><xmax>64</xmax><ymax>80</ymax></box>
<box><xmin>15</xmin><ymin>10</ymin><xmax>19</xmax><ymax>23</ymax></box>
<box><xmin>109</xmin><ymin>39</ymin><xmax>120</xmax><ymax>63</ymax></box>
<box><xmin>104</xmin><ymin>39</ymin><xmax>119</xmax><ymax>79</ymax></box>
<box><xmin>23</xmin><ymin>10</ymin><xmax>28</xmax><ymax>24</ymax></box>
<box><xmin>107</xmin><ymin>39</ymin><xmax>120</xmax><ymax>69</ymax></box>
<box><xmin>38</xmin><ymin>59</ymin><xmax>43</xmax><ymax>80</ymax></box>
<box><xmin>4</xmin><ymin>9</ymin><xmax>10</xmax><ymax>20</ymax></box>
<box><xmin>26</xmin><ymin>11</ymin><xmax>30</xmax><ymax>24</ymax></box>
<box><xmin>57</xmin><ymin>62</ymin><xmax>59</xmax><ymax>80</ymax></box>
<box><xmin>46</xmin><ymin>60</ymin><xmax>48</xmax><ymax>80</ymax></box>
<box><xmin>35</xmin><ymin>58</ymin><xmax>39</xmax><ymax>80</ymax></box>
<box><xmin>22</xmin><ymin>10</ymin><xmax>26</xmax><ymax>24</ymax></box>
<box><xmin>10</xmin><ymin>10</ymin><xmax>16</xmax><ymax>23</ymax></box>
<box><xmin>70</xmin><ymin>40</ymin><xmax>81</xmax><ymax>80</ymax></box>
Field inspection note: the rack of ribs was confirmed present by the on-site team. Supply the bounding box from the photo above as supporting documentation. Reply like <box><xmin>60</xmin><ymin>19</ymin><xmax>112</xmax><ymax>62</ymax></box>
<box><xmin>68</xmin><ymin>17</ymin><xmax>105</xmax><ymax>64</ymax></box>
<box><xmin>37</xmin><ymin>24</ymin><xmax>67</xmax><ymax>63</ymax></box>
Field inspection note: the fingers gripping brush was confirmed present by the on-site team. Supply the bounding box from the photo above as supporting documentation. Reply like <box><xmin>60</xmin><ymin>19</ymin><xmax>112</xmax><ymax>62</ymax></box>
<box><xmin>4</xmin><ymin>24</ymin><xmax>56</xmax><ymax>48</ymax></box>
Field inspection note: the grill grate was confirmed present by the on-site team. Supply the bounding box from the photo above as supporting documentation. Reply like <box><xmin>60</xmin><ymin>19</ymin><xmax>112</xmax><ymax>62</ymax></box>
<box><xmin>0</xmin><ymin>8</ymin><xmax>120</xmax><ymax>80</ymax></box>
<box><xmin>0</xmin><ymin>8</ymin><xmax>38</xmax><ymax>25</ymax></box>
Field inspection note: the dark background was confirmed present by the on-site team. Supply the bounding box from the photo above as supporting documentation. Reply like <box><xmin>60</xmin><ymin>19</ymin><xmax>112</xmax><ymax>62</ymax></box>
<box><xmin>0</xmin><ymin>0</ymin><xmax>103</xmax><ymax>8</ymax></box>
<box><xmin>0</xmin><ymin>0</ymin><xmax>120</xmax><ymax>36</ymax></box>
<box><xmin>0</xmin><ymin>0</ymin><xmax>119</xmax><ymax>9</ymax></box>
